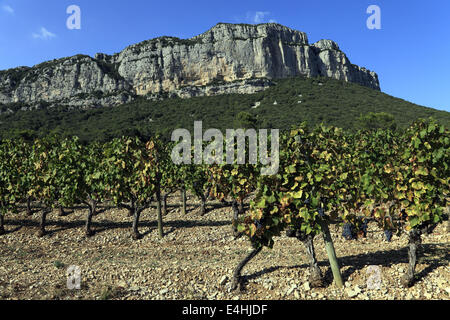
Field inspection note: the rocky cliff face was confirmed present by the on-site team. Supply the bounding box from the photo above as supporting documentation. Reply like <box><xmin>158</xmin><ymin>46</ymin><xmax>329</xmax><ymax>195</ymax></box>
<box><xmin>0</xmin><ymin>23</ymin><xmax>380</xmax><ymax>110</ymax></box>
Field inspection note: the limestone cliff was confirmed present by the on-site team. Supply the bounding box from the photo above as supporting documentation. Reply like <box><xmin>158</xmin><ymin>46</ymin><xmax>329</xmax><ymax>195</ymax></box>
<box><xmin>0</xmin><ymin>23</ymin><xmax>380</xmax><ymax>110</ymax></box>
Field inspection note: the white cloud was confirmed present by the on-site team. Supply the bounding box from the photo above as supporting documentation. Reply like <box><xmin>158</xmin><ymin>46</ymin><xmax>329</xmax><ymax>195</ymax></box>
<box><xmin>253</xmin><ymin>11</ymin><xmax>270</xmax><ymax>24</ymax></box>
<box><xmin>32</xmin><ymin>27</ymin><xmax>57</xmax><ymax>40</ymax></box>
<box><xmin>244</xmin><ymin>11</ymin><xmax>277</xmax><ymax>24</ymax></box>
<box><xmin>2</xmin><ymin>5</ymin><xmax>14</xmax><ymax>14</ymax></box>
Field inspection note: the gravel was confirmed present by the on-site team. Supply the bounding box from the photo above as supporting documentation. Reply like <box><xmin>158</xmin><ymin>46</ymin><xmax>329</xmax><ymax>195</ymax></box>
<box><xmin>0</xmin><ymin>194</ymin><xmax>448</xmax><ymax>300</ymax></box>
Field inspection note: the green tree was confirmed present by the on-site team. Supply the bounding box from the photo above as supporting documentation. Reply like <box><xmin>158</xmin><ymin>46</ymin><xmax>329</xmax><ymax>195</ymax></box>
<box><xmin>235</xmin><ymin>111</ymin><xmax>257</xmax><ymax>129</ymax></box>
<box><xmin>358</xmin><ymin>112</ymin><xmax>397</xmax><ymax>131</ymax></box>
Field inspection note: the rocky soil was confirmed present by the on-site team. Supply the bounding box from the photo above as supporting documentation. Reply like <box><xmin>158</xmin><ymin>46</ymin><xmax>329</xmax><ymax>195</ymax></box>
<box><xmin>0</xmin><ymin>193</ymin><xmax>448</xmax><ymax>300</ymax></box>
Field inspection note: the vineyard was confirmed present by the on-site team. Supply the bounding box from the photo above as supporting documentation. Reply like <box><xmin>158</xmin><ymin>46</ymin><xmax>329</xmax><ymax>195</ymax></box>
<box><xmin>0</xmin><ymin>118</ymin><xmax>449</xmax><ymax>299</ymax></box>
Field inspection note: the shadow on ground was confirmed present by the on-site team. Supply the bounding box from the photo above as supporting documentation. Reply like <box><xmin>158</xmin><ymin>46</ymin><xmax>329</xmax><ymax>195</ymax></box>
<box><xmin>2</xmin><ymin>216</ymin><xmax>232</xmax><ymax>237</ymax></box>
<box><xmin>238</xmin><ymin>242</ymin><xmax>449</xmax><ymax>290</ymax></box>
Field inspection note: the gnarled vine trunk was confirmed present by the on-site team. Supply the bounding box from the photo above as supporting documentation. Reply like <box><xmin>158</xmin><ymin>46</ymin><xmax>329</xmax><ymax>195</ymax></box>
<box><xmin>37</xmin><ymin>208</ymin><xmax>50</xmax><ymax>237</ymax></box>
<box><xmin>156</xmin><ymin>188</ymin><xmax>164</xmax><ymax>239</ymax></box>
<box><xmin>231</xmin><ymin>247</ymin><xmax>262</xmax><ymax>291</ymax></box>
<box><xmin>162</xmin><ymin>193</ymin><xmax>168</xmax><ymax>216</ymax></box>
<box><xmin>402</xmin><ymin>229</ymin><xmax>422</xmax><ymax>287</ymax></box>
<box><xmin>302</xmin><ymin>234</ymin><xmax>324</xmax><ymax>287</ymax></box>
<box><xmin>85</xmin><ymin>199</ymin><xmax>97</xmax><ymax>237</ymax></box>
<box><xmin>26</xmin><ymin>197</ymin><xmax>33</xmax><ymax>216</ymax></box>
<box><xmin>121</xmin><ymin>199</ymin><xmax>149</xmax><ymax>240</ymax></box>
<box><xmin>199</xmin><ymin>193</ymin><xmax>207</xmax><ymax>216</ymax></box>
<box><xmin>237</xmin><ymin>200</ymin><xmax>244</xmax><ymax>215</ymax></box>
<box><xmin>131</xmin><ymin>206</ymin><xmax>143</xmax><ymax>240</ymax></box>
<box><xmin>231</xmin><ymin>200</ymin><xmax>240</xmax><ymax>236</ymax></box>
<box><xmin>181</xmin><ymin>188</ymin><xmax>187</xmax><ymax>214</ymax></box>
<box><xmin>0</xmin><ymin>214</ymin><xmax>5</xmax><ymax>235</ymax></box>
<box><xmin>58</xmin><ymin>206</ymin><xmax>66</xmax><ymax>217</ymax></box>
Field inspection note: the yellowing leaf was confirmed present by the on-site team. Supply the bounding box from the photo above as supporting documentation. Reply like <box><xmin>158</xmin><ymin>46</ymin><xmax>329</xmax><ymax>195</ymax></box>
<box><xmin>292</xmin><ymin>189</ymin><xmax>303</xmax><ymax>199</ymax></box>
<box><xmin>249</xmin><ymin>224</ymin><xmax>257</xmax><ymax>237</ymax></box>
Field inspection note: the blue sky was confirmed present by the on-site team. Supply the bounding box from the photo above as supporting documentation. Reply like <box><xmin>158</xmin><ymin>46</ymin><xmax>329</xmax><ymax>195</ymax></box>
<box><xmin>1</xmin><ymin>0</ymin><xmax>449</xmax><ymax>111</ymax></box>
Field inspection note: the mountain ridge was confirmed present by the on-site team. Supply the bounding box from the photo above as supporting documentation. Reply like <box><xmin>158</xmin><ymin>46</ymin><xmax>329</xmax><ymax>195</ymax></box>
<box><xmin>0</xmin><ymin>23</ymin><xmax>380</xmax><ymax>110</ymax></box>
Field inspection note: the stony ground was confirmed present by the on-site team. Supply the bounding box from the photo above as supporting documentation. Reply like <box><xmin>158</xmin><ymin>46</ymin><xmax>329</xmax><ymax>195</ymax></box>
<box><xmin>0</xmin><ymin>193</ymin><xmax>449</xmax><ymax>300</ymax></box>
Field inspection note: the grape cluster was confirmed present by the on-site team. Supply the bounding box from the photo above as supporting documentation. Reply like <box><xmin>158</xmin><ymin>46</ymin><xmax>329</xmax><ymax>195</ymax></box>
<box><xmin>384</xmin><ymin>229</ymin><xmax>393</xmax><ymax>242</ymax></box>
<box><xmin>318</xmin><ymin>208</ymin><xmax>325</xmax><ymax>218</ymax></box>
<box><xmin>342</xmin><ymin>218</ymin><xmax>369</xmax><ymax>240</ymax></box>
<box><xmin>286</xmin><ymin>228</ymin><xmax>296</xmax><ymax>237</ymax></box>
<box><xmin>342</xmin><ymin>223</ymin><xmax>355</xmax><ymax>240</ymax></box>
<box><xmin>285</xmin><ymin>227</ymin><xmax>308</xmax><ymax>241</ymax></box>
<box><xmin>359</xmin><ymin>218</ymin><xmax>368</xmax><ymax>238</ymax></box>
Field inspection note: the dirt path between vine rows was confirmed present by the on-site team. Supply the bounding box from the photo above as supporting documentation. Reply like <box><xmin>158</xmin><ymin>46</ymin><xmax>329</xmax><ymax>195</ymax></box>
<box><xmin>0</xmin><ymin>193</ymin><xmax>449</xmax><ymax>300</ymax></box>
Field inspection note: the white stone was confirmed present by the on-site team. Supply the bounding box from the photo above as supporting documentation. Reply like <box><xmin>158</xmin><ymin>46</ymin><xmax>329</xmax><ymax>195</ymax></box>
<box><xmin>303</xmin><ymin>282</ymin><xmax>311</xmax><ymax>291</ymax></box>
<box><xmin>345</xmin><ymin>286</ymin><xmax>362</xmax><ymax>298</ymax></box>
<box><xmin>159</xmin><ymin>288</ymin><xmax>169</xmax><ymax>295</ymax></box>
<box><xmin>219</xmin><ymin>275</ymin><xmax>228</xmax><ymax>286</ymax></box>
<box><xmin>286</xmin><ymin>285</ymin><xmax>296</xmax><ymax>296</ymax></box>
